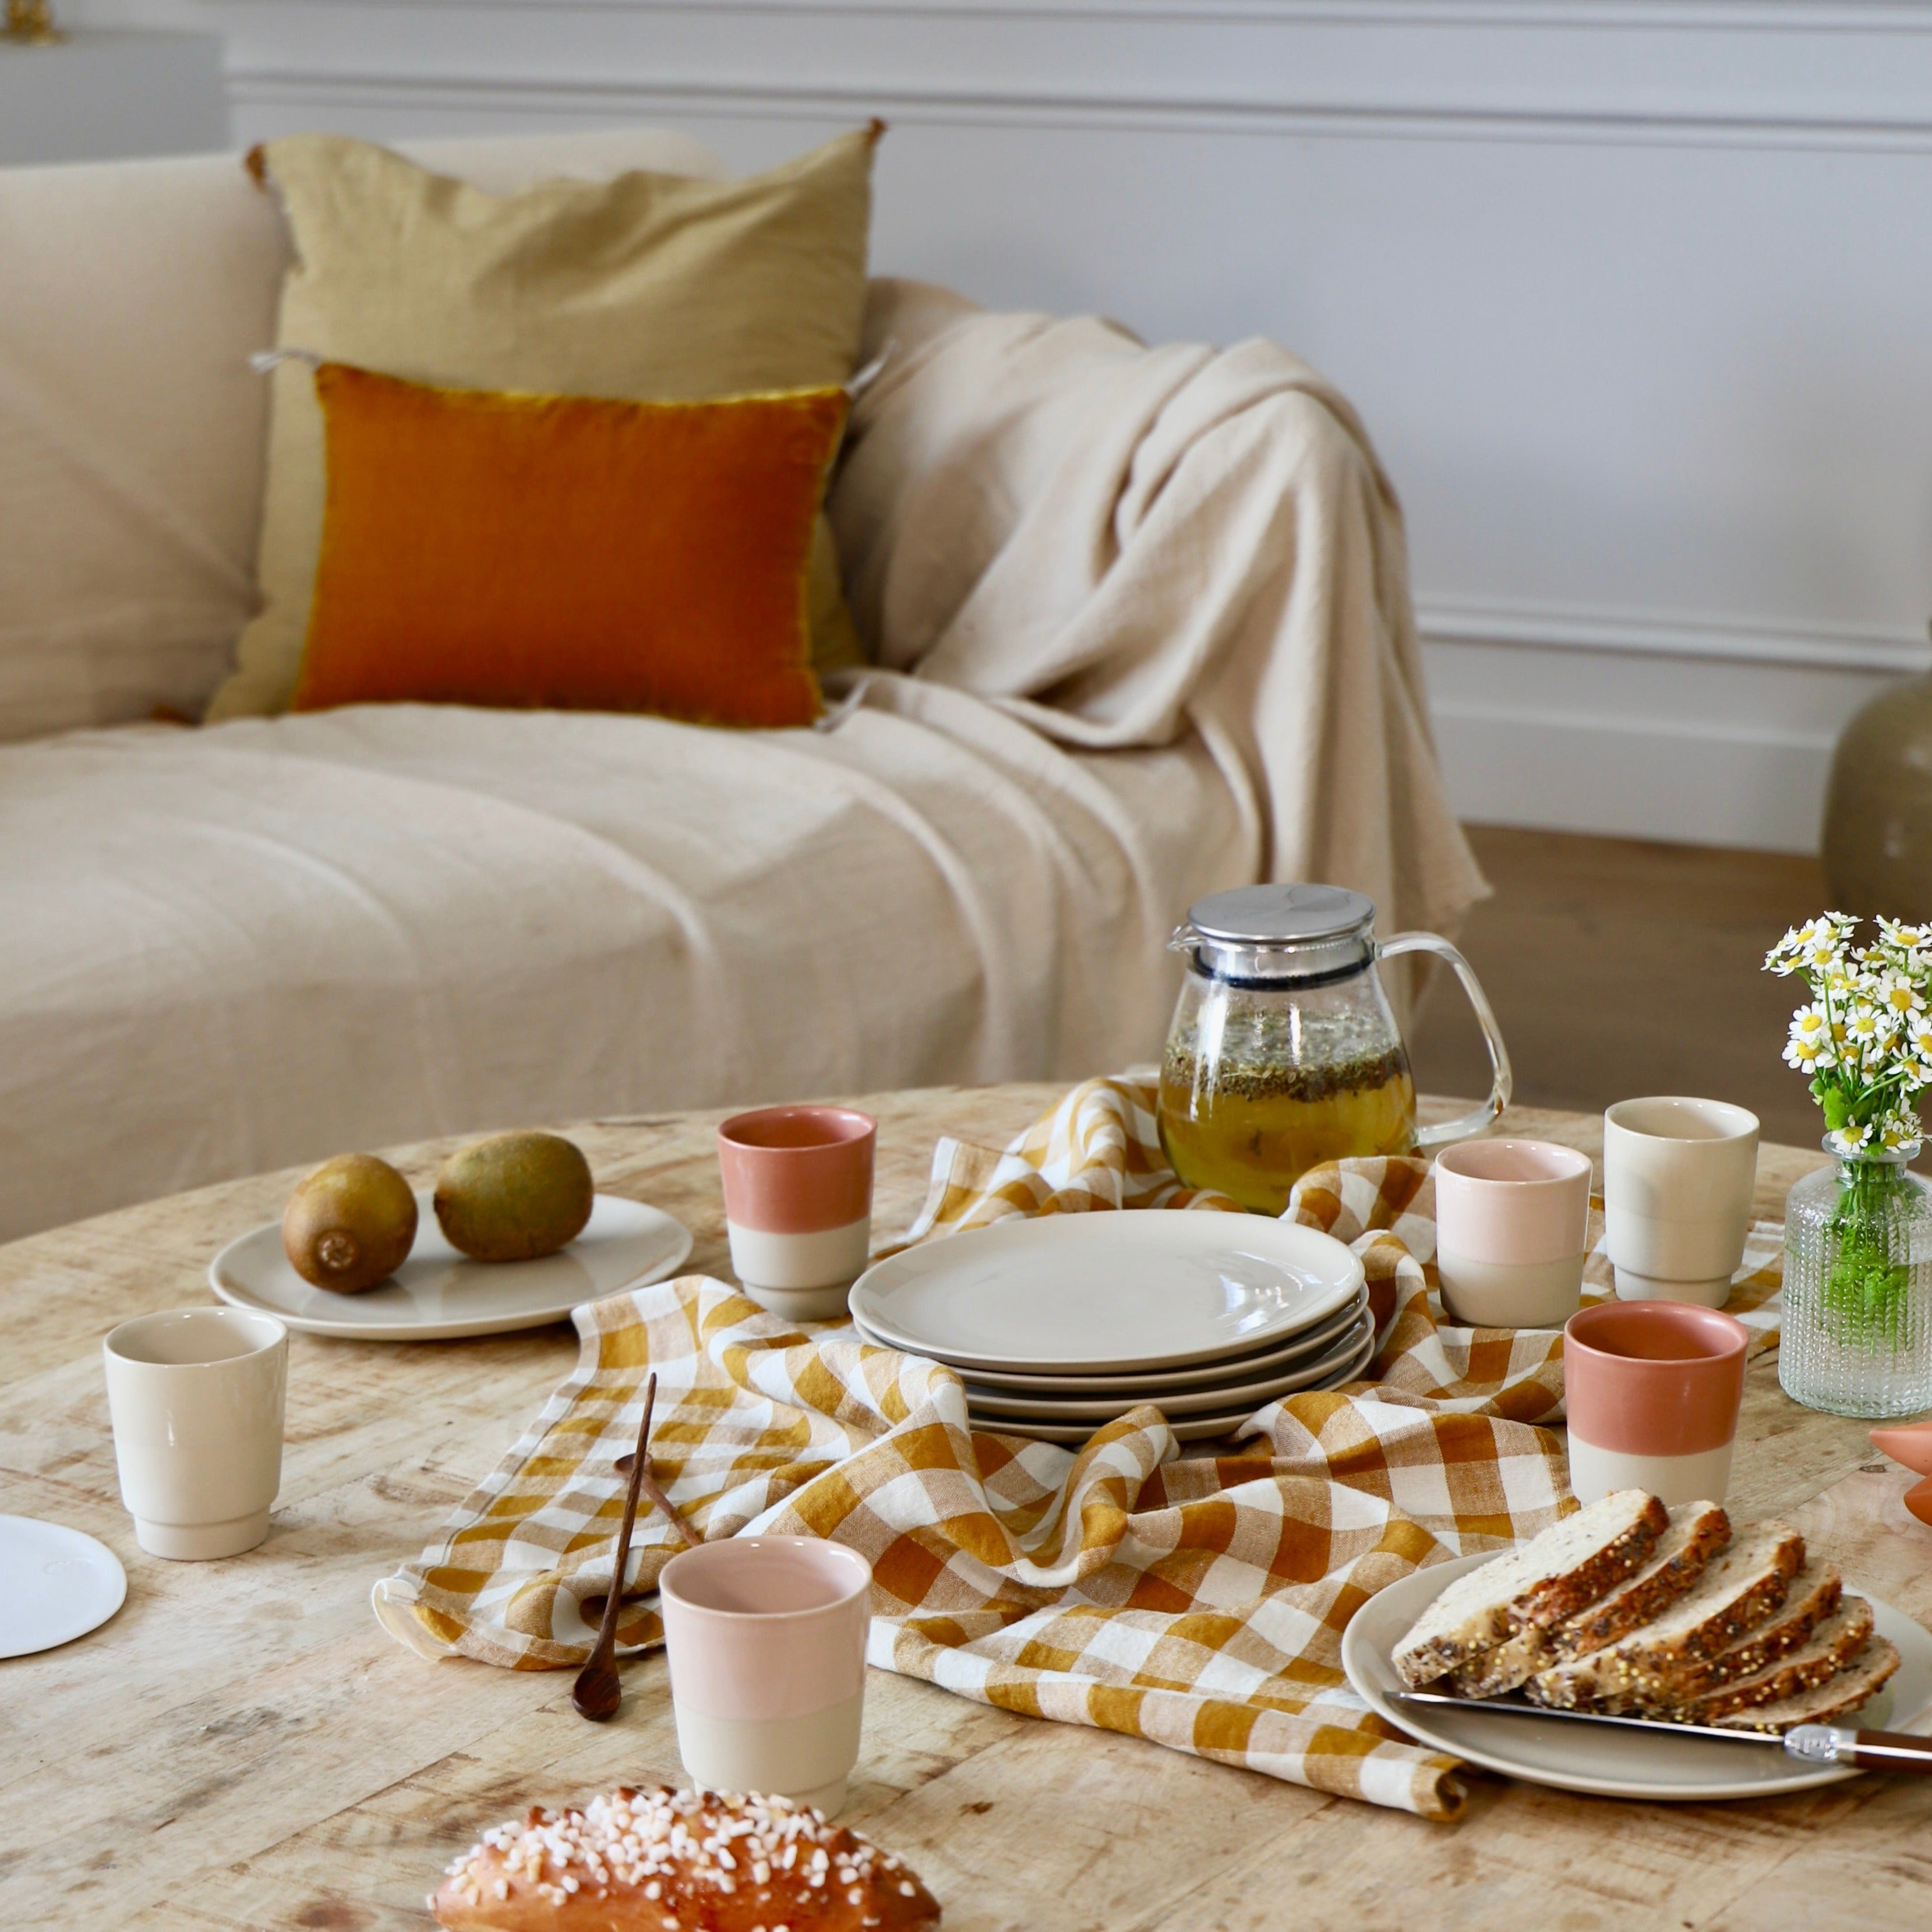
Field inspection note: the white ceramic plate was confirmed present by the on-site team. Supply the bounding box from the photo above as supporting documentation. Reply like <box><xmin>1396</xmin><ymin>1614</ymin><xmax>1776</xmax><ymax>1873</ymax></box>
<box><xmin>849</xmin><ymin>1213</ymin><xmax>1365</xmax><ymax>1373</ymax></box>
<box><xmin>210</xmin><ymin>1192</ymin><xmax>691</xmax><ymax>1340</ymax></box>
<box><xmin>1343</xmin><ymin>1549</ymin><xmax>1932</xmax><ymax>1801</ymax></box>
<box><xmin>961</xmin><ymin>1306</ymin><xmax>1375</xmax><ymax>1419</ymax></box>
<box><xmin>948</xmin><ymin>1285</ymin><xmax>1372</xmax><ymax>1394</ymax></box>
<box><xmin>967</xmin><ymin>1326</ymin><xmax>1378</xmax><ymax>1443</ymax></box>
<box><xmin>0</xmin><ymin>1516</ymin><xmax>126</xmax><ymax>1659</ymax></box>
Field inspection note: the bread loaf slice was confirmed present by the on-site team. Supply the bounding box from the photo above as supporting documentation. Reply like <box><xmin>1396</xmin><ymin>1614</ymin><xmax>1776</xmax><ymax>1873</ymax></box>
<box><xmin>1710</xmin><ymin>1637</ymin><xmax>1901</xmax><ymax>1733</ymax></box>
<box><xmin>1442</xmin><ymin>1499</ymin><xmax>1729</xmax><ymax>1699</ymax></box>
<box><xmin>1686</xmin><ymin>1597</ymin><xmax>1875</xmax><ymax>1722</ymax></box>
<box><xmin>1393</xmin><ymin>1490</ymin><xmax>1669</xmax><ymax>1689</ymax></box>
<box><xmin>1548</xmin><ymin>1500</ymin><xmax>1732</xmax><ymax>1661</ymax></box>
<box><xmin>1526</xmin><ymin>1521</ymin><xmax>1805</xmax><ymax>1712</ymax></box>
<box><xmin>1440</xmin><ymin>1629</ymin><xmax>1554</xmax><ymax>1701</ymax></box>
<box><xmin>1672</xmin><ymin>1561</ymin><xmax>1842</xmax><ymax>1701</ymax></box>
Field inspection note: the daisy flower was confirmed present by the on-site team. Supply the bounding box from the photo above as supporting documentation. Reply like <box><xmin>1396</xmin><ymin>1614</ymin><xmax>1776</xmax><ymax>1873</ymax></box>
<box><xmin>1872</xmin><ymin>972</ymin><xmax>1927</xmax><ymax>1021</ymax></box>
<box><xmin>1769</xmin><ymin>912</ymin><xmax>1932</xmax><ymax>1159</ymax></box>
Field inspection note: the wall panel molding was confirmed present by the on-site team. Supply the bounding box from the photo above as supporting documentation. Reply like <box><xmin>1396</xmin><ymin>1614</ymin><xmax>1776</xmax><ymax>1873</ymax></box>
<box><xmin>206</xmin><ymin>0</ymin><xmax>1932</xmax><ymax>153</ymax></box>
<box><xmin>221</xmin><ymin>0</ymin><xmax>1932</xmax><ymax>26</ymax></box>
<box><xmin>1418</xmin><ymin>599</ymin><xmax>1930</xmax><ymax>677</ymax></box>
<box><xmin>223</xmin><ymin>63</ymin><xmax>1932</xmax><ymax>153</ymax></box>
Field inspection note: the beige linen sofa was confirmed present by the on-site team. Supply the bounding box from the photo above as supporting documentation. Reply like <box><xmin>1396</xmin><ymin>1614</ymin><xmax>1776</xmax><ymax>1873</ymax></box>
<box><xmin>0</xmin><ymin>127</ymin><xmax>1480</xmax><ymax>1242</ymax></box>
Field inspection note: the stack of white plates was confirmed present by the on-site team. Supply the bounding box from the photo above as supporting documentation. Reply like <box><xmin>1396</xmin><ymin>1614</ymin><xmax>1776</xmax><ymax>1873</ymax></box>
<box><xmin>849</xmin><ymin>1213</ymin><xmax>1372</xmax><ymax>1443</ymax></box>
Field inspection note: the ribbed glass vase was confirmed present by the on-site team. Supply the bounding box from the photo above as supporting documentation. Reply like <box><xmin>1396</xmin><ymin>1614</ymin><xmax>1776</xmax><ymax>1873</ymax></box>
<box><xmin>1780</xmin><ymin>1143</ymin><xmax>1932</xmax><ymax>1418</ymax></box>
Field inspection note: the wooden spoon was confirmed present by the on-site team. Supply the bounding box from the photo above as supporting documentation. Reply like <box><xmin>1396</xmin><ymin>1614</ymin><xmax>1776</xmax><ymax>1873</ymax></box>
<box><xmin>611</xmin><ymin>1449</ymin><xmax>698</xmax><ymax>1552</ymax></box>
<box><xmin>571</xmin><ymin>1372</ymin><xmax>659</xmax><ymax>1722</ymax></box>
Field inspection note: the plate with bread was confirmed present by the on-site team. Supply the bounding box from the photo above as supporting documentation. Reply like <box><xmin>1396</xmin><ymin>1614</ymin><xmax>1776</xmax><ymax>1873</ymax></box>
<box><xmin>1342</xmin><ymin>1489</ymin><xmax>1932</xmax><ymax>1800</ymax></box>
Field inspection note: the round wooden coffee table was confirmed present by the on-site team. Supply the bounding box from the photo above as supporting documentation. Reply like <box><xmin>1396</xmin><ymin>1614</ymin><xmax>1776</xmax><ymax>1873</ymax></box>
<box><xmin>2</xmin><ymin>1086</ymin><xmax>1925</xmax><ymax>1929</ymax></box>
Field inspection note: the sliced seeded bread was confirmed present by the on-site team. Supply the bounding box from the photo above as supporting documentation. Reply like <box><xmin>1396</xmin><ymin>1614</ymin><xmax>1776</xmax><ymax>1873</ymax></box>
<box><xmin>1710</xmin><ymin>1637</ymin><xmax>1902</xmax><ymax>1732</ymax></box>
<box><xmin>1525</xmin><ymin>1520</ymin><xmax>1806</xmax><ymax>1712</ymax></box>
<box><xmin>1393</xmin><ymin>1490</ymin><xmax>1669</xmax><ymax>1689</ymax></box>
<box><xmin>1443</xmin><ymin>1500</ymin><xmax>1730</xmax><ymax>1699</ymax></box>
<box><xmin>1548</xmin><ymin>1500</ymin><xmax>1732</xmax><ymax>1660</ymax></box>
<box><xmin>1440</xmin><ymin>1629</ymin><xmax>1554</xmax><ymax>1701</ymax></box>
<box><xmin>1687</xmin><ymin>1597</ymin><xmax>1875</xmax><ymax>1722</ymax></box>
<box><xmin>1671</xmin><ymin>1561</ymin><xmax>1842</xmax><ymax>1701</ymax></box>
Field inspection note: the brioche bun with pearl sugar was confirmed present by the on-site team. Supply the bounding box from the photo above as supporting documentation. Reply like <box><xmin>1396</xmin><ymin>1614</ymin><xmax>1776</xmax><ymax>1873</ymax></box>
<box><xmin>430</xmin><ymin>1785</ymin><xmax>941</xmax><ymax>1931</ymax></box>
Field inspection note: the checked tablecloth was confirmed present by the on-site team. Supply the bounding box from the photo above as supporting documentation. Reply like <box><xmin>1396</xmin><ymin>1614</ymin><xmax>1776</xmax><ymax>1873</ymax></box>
<box><xmin>374</xmin><ymin>1079</ymin><xmax>1785</xmax><ymax>1821</ymax></box>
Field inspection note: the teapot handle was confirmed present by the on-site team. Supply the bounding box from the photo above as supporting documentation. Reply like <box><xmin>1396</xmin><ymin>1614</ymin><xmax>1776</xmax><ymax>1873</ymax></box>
<box><xmin>1373</xmin><ymin>931</ymin><xmax>1513</xmax><ymax>1149</ymax></box>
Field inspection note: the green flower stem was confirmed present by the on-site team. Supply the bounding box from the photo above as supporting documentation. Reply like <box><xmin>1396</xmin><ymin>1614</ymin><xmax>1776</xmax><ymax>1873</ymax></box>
<box><xmin>1822</xmin><ymin>1159</ymin><xmax>1914</xmax><ymax>1346</ymax></box>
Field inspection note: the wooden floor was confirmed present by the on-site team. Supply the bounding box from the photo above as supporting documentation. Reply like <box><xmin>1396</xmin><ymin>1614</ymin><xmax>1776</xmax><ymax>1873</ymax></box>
<box><xmin>1410</xmin><ymin>824</ymin><xmax>1836</xmax><ymax>1153</ymax></box>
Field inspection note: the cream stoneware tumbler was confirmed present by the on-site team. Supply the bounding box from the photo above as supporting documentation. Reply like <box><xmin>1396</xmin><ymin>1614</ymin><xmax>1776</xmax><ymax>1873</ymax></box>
<box><xmin>1603</xmin><ymin>1097</ymin><xmax>1759</xmax><ymax>1307</ymax></box>
<box><xmin>1563</xmin><ymin>1300</ymin><xmax>1749</xmax><ymax>1506</ymax></box>
<box><xmin>103</xmin><ymin>1307</ymin><xmax>288</xmax><ymax>1559</ymax></box>
<box><xmin>1432</xmin><ymin>1138</ymin><xmax>1593</xmax><ymax>1327</ymax></box>
<box><xmin>717</xmin><ymin>1107</ymin><xmax>875</xmax><ymax>1321</ymax></box>
<box><xmin>658</xmin><ymin>1537</ymin><xmax>872</xmax><ymax>1814</ymax></box>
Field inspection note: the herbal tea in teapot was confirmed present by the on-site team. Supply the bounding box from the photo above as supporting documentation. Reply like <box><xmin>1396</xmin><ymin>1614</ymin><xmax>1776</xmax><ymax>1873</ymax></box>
<box><xmin>1160</xmin><ymin>1016</ymin><xmax>1416</xmax><ymax>1215</ymax></box>
<box><xmin>1156</xmin><ymin>884</ymin><xmax>1510</xmax><ymax>1215</ymax></box>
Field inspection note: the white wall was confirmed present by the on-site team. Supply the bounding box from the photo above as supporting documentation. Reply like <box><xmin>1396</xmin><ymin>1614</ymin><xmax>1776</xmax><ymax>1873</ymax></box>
<box><xmin>62</xmin><ymin>0</ymin><xmax>1932</xmax><ymax>850</ymax></box>
<box><xmin>0</xmin><ymin>30</ymin><xmax>225</xmax><ymax>164</ymax></box>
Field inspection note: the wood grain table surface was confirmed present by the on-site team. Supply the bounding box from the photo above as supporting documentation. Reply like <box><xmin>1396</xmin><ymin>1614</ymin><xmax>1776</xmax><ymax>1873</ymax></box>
<box><xmin>3</xmin><ymin>1086</ymin><xmax>1930</xmax><ymax>1932</ymax></box>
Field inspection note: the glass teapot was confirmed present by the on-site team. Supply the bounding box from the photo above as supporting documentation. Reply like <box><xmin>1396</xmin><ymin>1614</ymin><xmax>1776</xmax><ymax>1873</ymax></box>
<box><xmin>1157</xmin><ymin>883</ymin><xmax>1511</xmax><ymax>1214</ymax></box>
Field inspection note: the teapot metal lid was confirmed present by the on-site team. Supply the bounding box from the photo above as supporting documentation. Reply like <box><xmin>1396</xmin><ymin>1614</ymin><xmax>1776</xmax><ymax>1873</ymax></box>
<box><xmin>1184</xmin><ymin>884</ymin><xmax>1375</xmax><ymax>946</ymax></box>
<box><xmin>1175</xmin><ymin>883</ymin><xmax>1378</xmax><ymax>987</ymax></box>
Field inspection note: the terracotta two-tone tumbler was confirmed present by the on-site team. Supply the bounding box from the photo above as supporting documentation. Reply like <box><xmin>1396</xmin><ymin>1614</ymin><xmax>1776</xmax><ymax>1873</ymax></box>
<box><xmin>1564</xmin><ymin>1300</ymin><xmax>1749</xmax><ymax>1506</ymax></box>
<box><xmin>716</xmin><ymin>1106</ymin><xmax>875</xmax><ymax>1321</ymax></box>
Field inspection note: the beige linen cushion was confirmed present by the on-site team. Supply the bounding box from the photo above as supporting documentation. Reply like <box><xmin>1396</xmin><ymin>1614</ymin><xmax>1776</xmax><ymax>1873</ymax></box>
<box><xmin>206</xmin><ymin>125</ymin><xmax>877</xmax><ymax>721</ymax></box>
<box><xmin>0</xmin><ymin>130</ymin><xmax>729</xmax><ymax>745</ymax></box>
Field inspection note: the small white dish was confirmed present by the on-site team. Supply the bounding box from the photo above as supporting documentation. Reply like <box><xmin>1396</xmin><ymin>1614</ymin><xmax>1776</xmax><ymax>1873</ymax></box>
<box><xmin>0</xmin><ymin>1516</ymin><xmax>127</xmax><ymax>1658</ymax></box>
<box><xmin>1343</xmin><ymin>1549</ymin><xmax>1932</xmax><ymax>1801</ymax></box>
<box><xmin>961</xmin><ymin>1307</ymin><xmax>1375</xmax><ymax>1419</ymax></box>
<box><xmin>849</xmin><ymin>1213</ymin><xmax>1364</xmax><ymax>1374</ymax></box>
<box><xmin>944</xmin><ymin>1285</ymin><xmax>1371</xmax><ymax>1394</ymax></box>
<box><xmin>210</xmin><ymin>1192</ymin><xmax>691</xmax><ymax>1340</ymax></box>
<box><xmin>967</xmin><ymin>1327</ymin><xmax>1377</xmax><ymax>1443</ymax></box>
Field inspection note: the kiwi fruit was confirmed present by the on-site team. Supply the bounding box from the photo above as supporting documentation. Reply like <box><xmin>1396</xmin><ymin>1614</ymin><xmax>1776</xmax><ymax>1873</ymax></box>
<box><xmin>283</xmin><ymin>1153</ymin><xmax>419</xmax><ymax>1294</ymax></box>
<box><xmin>433</xmin><ymin>1131</ymin><xmax>594</xmax><ymax>1263</ymax></box>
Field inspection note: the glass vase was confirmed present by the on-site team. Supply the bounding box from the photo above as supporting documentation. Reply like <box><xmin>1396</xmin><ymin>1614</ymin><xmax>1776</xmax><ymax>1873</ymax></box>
<box><xmin>1780</xmin><ymin>1142</ymin><xmax>1932</xmax><ymax>1418</ymax></box>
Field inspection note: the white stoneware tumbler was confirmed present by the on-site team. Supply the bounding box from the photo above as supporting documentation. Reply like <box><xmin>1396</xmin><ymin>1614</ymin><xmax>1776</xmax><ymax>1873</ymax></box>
<box><xmin>103</xmin><ymin>1307</ymin><xmax>287</xmax><ymax>1559</ymax></box>
<box><xmin>659</xmin><ymin>1536</ymin><xmax>871</xmax><ymax>1816</ymax></box>
<box><xmin>1603</xmin><ymin>1097</ymin><xmax>1759</xmax><ymax>1308</ymax></box>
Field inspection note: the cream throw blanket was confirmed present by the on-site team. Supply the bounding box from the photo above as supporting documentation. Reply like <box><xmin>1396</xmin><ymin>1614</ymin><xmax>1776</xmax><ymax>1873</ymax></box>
<box><xmin>829</xmin><ymin>282</ymin><xmax>1484</xmax><ymax>935</ymax></box>
<box><xmin>0</xmin><ymin>250</ymin><xmax>1482</xmax><ymax>1238</ymax></box>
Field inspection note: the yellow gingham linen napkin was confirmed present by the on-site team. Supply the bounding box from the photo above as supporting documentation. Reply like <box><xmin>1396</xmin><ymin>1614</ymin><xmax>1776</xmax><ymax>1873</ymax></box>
<box><xmin>372</xmin><ymin>1078</ymin><xmax>1784</xmax><ymax>1823</ymax></box>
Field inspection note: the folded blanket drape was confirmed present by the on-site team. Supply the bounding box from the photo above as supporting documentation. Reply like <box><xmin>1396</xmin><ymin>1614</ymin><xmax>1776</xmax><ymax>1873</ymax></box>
<box><xmin>827</xmin><ymin>282</ymin><xmax>1488</xmax><ymax>940</ymax></box>
<box><xmin>373</xmin><ymin>1080</ymin><xmax>1784</xmax><ymax>1822</ymax></box>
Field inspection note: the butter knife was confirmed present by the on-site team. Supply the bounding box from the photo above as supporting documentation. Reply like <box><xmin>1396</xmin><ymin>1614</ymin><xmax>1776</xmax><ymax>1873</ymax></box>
<box><xmin>1389</xmin><ymin>1688</ymin><xmax>1932</xmax><ymax>1774</ymax></box>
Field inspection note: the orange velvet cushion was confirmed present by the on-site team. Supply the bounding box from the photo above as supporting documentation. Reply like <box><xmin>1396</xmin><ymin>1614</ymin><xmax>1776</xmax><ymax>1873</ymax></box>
<box><xmin>290</xmin><ymin>362</ymin><xmax>848</xmax><ymax>726</ymax></box>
